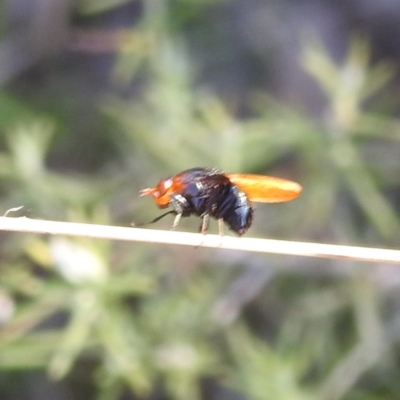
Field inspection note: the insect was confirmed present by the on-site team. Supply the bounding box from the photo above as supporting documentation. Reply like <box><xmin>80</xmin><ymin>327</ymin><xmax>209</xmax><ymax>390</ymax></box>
<box><xmin>139</xmin><ymin>167</ymin><xmax>302</xmax><ymax>236</ymax></box>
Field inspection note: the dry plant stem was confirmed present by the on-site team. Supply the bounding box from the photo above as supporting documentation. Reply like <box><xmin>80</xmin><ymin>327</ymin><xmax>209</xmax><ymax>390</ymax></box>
<box><xmin>0</xmin><ymin>217</ymin><xmax>399</xmax><ymax>264</ymax></box>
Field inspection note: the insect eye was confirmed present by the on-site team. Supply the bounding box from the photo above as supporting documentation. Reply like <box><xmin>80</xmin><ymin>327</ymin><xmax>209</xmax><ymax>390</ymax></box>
<box><xmin>156</xmin><ymin>179</ymin><xmax>173</xmax><ymax>196</ymax></box>
<box><xmin>163</xmin><ymin>179</ymin><xmax>173</xmax><ymax>190</ymax></box>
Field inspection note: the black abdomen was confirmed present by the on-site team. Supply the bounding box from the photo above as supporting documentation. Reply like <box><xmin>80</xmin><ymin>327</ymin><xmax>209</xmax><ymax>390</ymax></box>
<box><xmin>214</xmin><ymin>185</ymin><xmax>253</xmax><ymax>235</ymax></box>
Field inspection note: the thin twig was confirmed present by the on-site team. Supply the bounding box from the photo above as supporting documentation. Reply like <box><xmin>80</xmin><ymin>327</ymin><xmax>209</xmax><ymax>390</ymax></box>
<box><xmin>0</xmin><ymin>217</ymin><xmax>399</xmax><ymax>264</ymax></box>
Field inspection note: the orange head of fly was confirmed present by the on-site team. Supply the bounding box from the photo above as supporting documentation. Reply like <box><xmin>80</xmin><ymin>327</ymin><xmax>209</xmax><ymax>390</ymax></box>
<box><xmin>139</xmin><ymin>177</ymin><xmax>177</xmax><ymax>208</ymax></box>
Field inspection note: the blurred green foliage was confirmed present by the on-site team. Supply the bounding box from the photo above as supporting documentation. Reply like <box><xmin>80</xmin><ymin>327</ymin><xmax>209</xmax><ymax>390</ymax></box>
<box><xmin>1</xmin><ymin>1</ymin><xmax>400</xmax><ymax>400</ymax></box>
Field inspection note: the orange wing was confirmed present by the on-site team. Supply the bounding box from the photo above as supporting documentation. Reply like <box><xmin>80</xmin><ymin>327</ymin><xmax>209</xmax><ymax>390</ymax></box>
<box><xmin>227</xmin><ymin>173</ymin><xmax>302</xmax><ymax>203</ymax></box>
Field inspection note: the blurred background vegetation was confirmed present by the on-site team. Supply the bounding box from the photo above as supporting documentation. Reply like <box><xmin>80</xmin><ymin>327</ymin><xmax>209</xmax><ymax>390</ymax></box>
<box><xmin>1</xmin><ymin>0</ymin><xmax>400</xmax><ymax>399</ymax></box>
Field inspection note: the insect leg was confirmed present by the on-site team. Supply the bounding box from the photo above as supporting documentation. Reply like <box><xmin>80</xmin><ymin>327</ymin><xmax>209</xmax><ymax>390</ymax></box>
<box><xmin>171</xmin><ymin>213</ymin><xmax>182</xmax><ymax>230</ymax></box>
<box><xmin>132</xmin><ymin>210</ymin><xmax>175</xmax><ymax>227</ymax></box>
<box><xmin>218</xmin><ymin>218</ymin><xmax>225</xmax><ymax>236</ymax></box>
<box><xmin>200</xmin><ymin>214</ymin><xmax>210</xmax><ymax>234</ymax></box>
